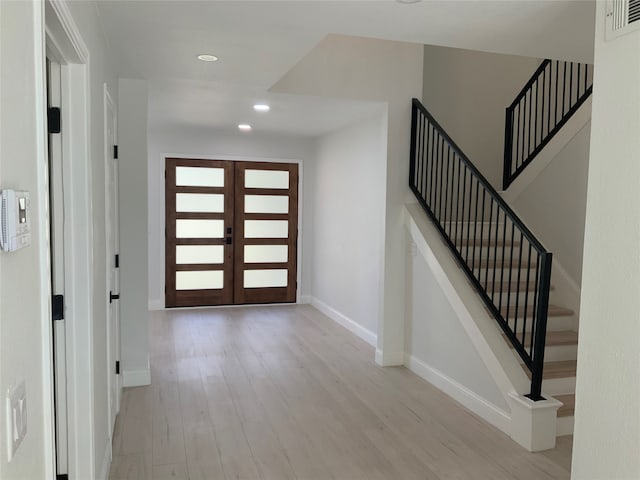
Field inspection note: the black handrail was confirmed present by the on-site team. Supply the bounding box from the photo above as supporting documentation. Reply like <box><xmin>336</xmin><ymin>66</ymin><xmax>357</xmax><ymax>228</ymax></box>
<box><xmin>410</xmin><ymin>98</ymin><xmax>552</xmax><ymax>400</ymax></box>
<box><xmin>503</xmin><ymin>59</ymin><xmax>593</xmax><ymax>190</ymax></box>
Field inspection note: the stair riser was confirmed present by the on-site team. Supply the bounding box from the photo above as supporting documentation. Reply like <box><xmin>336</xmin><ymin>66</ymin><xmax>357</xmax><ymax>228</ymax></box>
<box><xmin>515</xmin><ymin>344</ymin><xmax>578</xmax><ymax>363</ymax></box>
<box><xmin>556</xmin><ymin>416</ymin><xmax>574</xmax><ymax>436</ymax></box>
<box><xmin>542</xmin><ymin>377</ymin><xmax>576</xmax><ymax>396</ymax></box>
<box><xmin>508</xmin><ymin>316</ymin><xmax>575</xmax><ymax>333</ymax></box>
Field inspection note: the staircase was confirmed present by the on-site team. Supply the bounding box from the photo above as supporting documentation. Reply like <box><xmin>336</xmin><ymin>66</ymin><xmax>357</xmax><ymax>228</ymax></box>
<box><xmin>409</xmin><ymin>57</ymin><xmax>591</xmax><ymax>442</ymax></box>
<box><xmin>461</xmin><ymin>225</ymin><xmax>578</xmax><ymax>436</ymax></box>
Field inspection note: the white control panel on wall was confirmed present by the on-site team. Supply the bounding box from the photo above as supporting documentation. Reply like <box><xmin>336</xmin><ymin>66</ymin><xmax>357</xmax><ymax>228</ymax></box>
<box><xmin>6</xmin><ymin>381</ymin><xmax>27</xmax><ymax>462</ymax></box>
<box><xmin>0</xmin><ymin>189</ymin><xmax>31</xmax><ymax>252</ymax></box>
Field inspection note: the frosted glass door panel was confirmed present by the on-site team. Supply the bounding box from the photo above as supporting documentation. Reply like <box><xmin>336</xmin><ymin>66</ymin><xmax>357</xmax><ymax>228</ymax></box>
<box><xmin>244</xmin><ymin>195</ymin><xmax>289</xmax><ymax>214</ymax></box>
<box><xmin>176</xmin><ymin>219</ymin><xmax>223</xmax><ymax>238</ymax></box>
<box><xmin>244</xmin><ymin>269</ymin><xmax>288</xmax><ymax>288</ymax></box>
<box><xmin>176</xmin><ymin>193</ymin><xmax>224</xmax><ymax>212</ymax></box>
<box><xmin>176</xmin><ymin>166</ymin><xmax>224</xmax><ymax>187</ymax></box>
<box><xmin>244</xmin><ymin>245</ymin><xmax>288</xmax><ymax>263</ymax></box>
<box><xmin>244</xmin><ymin>220</ymin><xmax>289</xmax><ymax>238</ymax></box>
<box><xmin>245</xmin><ymin>169</ymin><xmax>289</xmax><ymax>189</ymax></box>
<box><xmin>176</xmin><ymin>270</ymin><xmax>224</xmax><ymax>290</ymax></box>
<box><xmin>176</xmin><ymin>245</ymin><xmax>224</xmax><ymax>264</ymax></box>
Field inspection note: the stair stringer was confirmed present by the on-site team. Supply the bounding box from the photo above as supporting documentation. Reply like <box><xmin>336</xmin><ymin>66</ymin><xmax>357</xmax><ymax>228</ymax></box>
<box><xmin>404</xmin><ymin>203</ymin><xmax>561</xmax><ymax>451</ymax></box>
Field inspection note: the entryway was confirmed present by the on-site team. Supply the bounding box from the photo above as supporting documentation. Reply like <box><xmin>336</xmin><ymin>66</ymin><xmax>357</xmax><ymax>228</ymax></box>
<box><xmin>165</xmin><ymin>158</ymin><xmax>299</xmax><ymax>307</ymax></box>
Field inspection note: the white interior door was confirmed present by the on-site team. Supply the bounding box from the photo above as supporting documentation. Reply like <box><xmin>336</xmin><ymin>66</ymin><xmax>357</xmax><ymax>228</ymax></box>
<box><xmin>105</xmin><ymin>85</ymin><xmax>121</xmax><ymax>434</ymax></box>
<box><xmin>47</xmin><ymin>58</ymin><xmax>68</xmax><ymax>477</ymax></box>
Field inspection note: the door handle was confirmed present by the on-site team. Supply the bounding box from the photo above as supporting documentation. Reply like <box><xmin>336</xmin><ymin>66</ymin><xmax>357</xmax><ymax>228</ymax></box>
<box><xmin>225</xmin><ymin>237</ymin><xmax>232</xmax><ymax>245</ymax></box>
<box><xmin>109</xmin><ymin>291</ymin><xmax>120</xmax><ymax>303</ymax></box>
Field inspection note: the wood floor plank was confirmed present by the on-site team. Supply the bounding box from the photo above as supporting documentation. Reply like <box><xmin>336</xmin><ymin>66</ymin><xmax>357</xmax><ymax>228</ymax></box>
<box><xmin>110</xmin><ymin>305</ymin><xmax>572</xmax><ymax>480</ymax></box>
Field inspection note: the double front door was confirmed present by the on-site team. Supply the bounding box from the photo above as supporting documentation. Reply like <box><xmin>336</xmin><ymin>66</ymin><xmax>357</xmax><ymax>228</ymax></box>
<box><xmin>165</xmin><ymin>158</ymin><xmax>298</xmax><ymax>307</ymax></box>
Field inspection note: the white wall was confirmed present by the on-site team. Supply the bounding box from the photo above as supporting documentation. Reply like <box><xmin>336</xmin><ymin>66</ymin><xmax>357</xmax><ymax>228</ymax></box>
<box><xmin>406</xmin><ymin>247</ymin><xmax>508</xmax><ymax>411</ymax></box>
<box><xmin>118</xmin><ymin>79</ymin><xmax>150</xmax><ymax>386</ymax></box>
<box><xmin>272</xmin><ymin>34</ymin><xmax>424</xmax><ymax>365</ymax></box>
<box><xmin>0</xmin><ymin>1</ymin><xmax>118</xmax><ymax>478</ymax></box>
<box><xmin>147</xmin><ymin>127</ymin><xmax>316</xmax><ymax>309</ymax></box>
<box><xmin>311</xmin><ymin>110</ymin><xmax>388</xmax><ymax>339</ymax></box>
<box><xmin>0</xmin><ymin>2</ymin><xmax>54</xmax><ymax>478</ymax></box>
<box><xmin>512</xmin><ymin>122</ymin><xmax>591</xmax><ymax>285</ymax></box>
<box><xmin>572</xmin><ymin>5</ymin><xmax>640</xmax><ymax>479</ymax></box>
<box><xmin>422</xmin><ymin>45</ymin><xmax>540</xmax><ymax>189</ymax></box>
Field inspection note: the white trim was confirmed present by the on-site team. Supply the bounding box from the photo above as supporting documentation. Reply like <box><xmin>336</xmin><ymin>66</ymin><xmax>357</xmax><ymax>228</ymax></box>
<box><xmin>375</xmin><ymin>349</ymin><xmax>405</xmax><ymax>366</ymax></box>
<box><xmin>34</xmin><ymin>2</ymin><xmax>56</xmax><ymax>477</ymax></box>
<box><xmin>149</xmin><ymin>298</ymin><xmax>164</xmax><ymax>311</ymax></box>
<box><xmin>299</xmin><ymin>294</ymin><xmax>312</xmax><ymax>304</ymax></box>
<box><xmin>404</xmin><ymin>354</ymin><xmax>512</xmax><ymax>433</ymax></box>
<box><xmin>123</xmin><ymin>368</ymin><xmax>151</xmax><ymax>388</ymax></box>
<box><xmin>308</xmin><ymin>296</ymin><xmax>377</xmax><ymax>347</ymax></box>
<box><xmin>45</xmin><ymin>2</ymin><xmax>95</xmax><ymax>478</ymax></box>
<box><xmin>97</xmin><ymin>440</ymin><xmax>111</xmax><ymax>480</ymax></box>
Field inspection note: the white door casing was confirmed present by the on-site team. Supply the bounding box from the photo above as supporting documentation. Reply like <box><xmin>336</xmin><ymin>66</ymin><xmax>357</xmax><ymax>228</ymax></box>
<box><xmin>104</xmin><ymin>84</ymin><xmax>121</xmax><ymax>435</ymax></box>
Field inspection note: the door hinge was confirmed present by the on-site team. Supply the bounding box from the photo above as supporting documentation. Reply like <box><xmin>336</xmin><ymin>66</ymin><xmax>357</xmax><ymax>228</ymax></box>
<box><xmin>52</xmin><ymin>294</ymin><xmax>64</xmax><ymax>321</ymax></box>
<box><xmin>48</xmin><ymin>107</ymin><xmax>61</xmax><ymax>134</ymax></box>
<box><xmin>115</xmin><ymin>361</ymin><xmax>120</xmax><ymax>375</ymax></box>
<box><xmin>113</xmin><ymin>145</ymin><xmax>119</xmax><ymax>159</ymax></box>
<box><xmin>109</xmin><ymin>291</ymin><xmax>120</xmax><ymax>304</ymax></box>
<box><xmin>115</xmin><ymin>254</ymin><xmax>119</xmax><ymax>268</ymax></box>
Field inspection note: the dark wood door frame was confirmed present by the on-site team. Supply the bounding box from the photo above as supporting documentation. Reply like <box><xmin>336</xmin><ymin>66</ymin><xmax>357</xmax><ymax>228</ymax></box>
<box><xmin>165</xmin><ymin>158</ymin><xmax>298</xmax><ymax>307</ymax></box>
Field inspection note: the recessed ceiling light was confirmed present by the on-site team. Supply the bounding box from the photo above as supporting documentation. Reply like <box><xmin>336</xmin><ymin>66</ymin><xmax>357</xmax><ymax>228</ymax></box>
<box><xmin>238</xmin><ymin>124</ymin><xmax>252</xmax><ymax>131</ymax></box>
<box><xmin>197</xmin><ymin>54</ymin><xmax>219</xmax><ymax>62</ymax></box>
<box><xmin>253</xmin><ymin>104</ymin><xmax>270</xmax><ymax>112</ymax></box>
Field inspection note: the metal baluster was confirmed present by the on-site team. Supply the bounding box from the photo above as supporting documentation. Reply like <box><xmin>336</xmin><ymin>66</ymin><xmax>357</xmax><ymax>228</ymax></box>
<box><xmin>438</xmin><ymin>136</ymin><xmax>445</xmax><ymax>221</ymax></box>
<box><xmin>555</xmin><ymin>60</ymin><xmax>560</xmax><ymax>126</ymax></box>
<box><xmin>530</xmin><ymin>254</ymin><xmax>541</xmax><ymax>356</ymax></box>
<box><xmin>569</xmin><ymin>61</ymin><xmax>574</xmax><ymax>107</ymax></box>
<box><xmin>562</xmin><ymin>61</ymin><xmax>568</xmax><ymax>117</ymax></box>
<box><xmin>486</xmin><ymin>198</ymin><xmax>495</xmax><ymax>299</ymax></box>
<box><xmin>422</xmin><ymin>116</ymin><xmax>429</xmax><ymax>200</ymax></box>
<box><xmin>447</xmin><ymin>148</ymin><xmax>455</xmax><ymax>234</ymax></box>
<box><xmin>491</xmin><ymin>205</ymin><xmax>500</xmax><ymax>303</ymax></box>
<box><xmin>534</xmin><ymin>78</ymin><xmax>539</xmax><ymax>150</ymax></box>
<box><xmin>479</xmin><ymin>188</ymin><xmax>487</xmax><ymax>284</ymax></box>
<box><xmin>443</xmin><ymin>145</ymin><xmax>451</xmax><ymax>235</ymax></box>
<box><xmin>498</xmin><ymin>211</ymin><xmax>508</xmax><ymax>317</ymax></box>
<box><xmin>523</xmin><ymin>242</ymin><xmax>533</xmax><ymax>350</ymax></box>
<box><xmin>472</xmin><ymin>177</ymin><xmax>480</xmax><ymax>276</ymax></box>
<box><xmin>465</xmin><ymin>169</ymin><xmax>473</xmax><ymax>264</ymax></box>
<box><xmin>505</xmin><ymin>221</ymin><xmax>516</xmax><ymax>329</ymax></box>
<box><xmin>454</xmin><ymin>154</ymin><xmax>462</xmax><ymax>248</ymax></box>
<box><xmin>513</xmin><ymin>230</ymin><xmax>524</xmax><ymax>344</ymax></box>
<box><xmin>429</xmin><ymin>127</ymin><xmax>436</xmax><ymax>210</ymax></box>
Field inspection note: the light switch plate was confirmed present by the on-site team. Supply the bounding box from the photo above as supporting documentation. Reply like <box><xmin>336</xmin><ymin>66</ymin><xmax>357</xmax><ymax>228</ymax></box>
<box><xmin>6</xmin><ymin>381</ymin><xmax>27</xmax><ymax>462</ymax></box>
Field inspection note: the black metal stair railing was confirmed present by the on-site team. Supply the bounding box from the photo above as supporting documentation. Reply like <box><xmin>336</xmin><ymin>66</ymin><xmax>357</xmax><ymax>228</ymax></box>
<box><xmin>503</xmin><ymin>59</ymin><xmax>593</xmax><ymax>190</ymax></box>
<box><xmin>410</xmin><ymin>98</ymin><xmax>552</xmax><ymax>400</ymax></box>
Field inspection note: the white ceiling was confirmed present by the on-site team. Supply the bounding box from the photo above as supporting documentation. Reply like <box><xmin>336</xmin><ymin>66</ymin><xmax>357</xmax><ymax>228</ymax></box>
<box><xmin>96</xmin><ymin>0</ymin><xmax>596</xmax><ymax>136</ymax></box>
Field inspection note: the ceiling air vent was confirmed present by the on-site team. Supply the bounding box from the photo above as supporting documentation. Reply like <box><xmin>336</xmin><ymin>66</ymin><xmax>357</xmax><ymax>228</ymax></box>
<box><xmin>607</xmin><ymin>0</ymin><xmax>640</xmax><ymax>39</ymax></box>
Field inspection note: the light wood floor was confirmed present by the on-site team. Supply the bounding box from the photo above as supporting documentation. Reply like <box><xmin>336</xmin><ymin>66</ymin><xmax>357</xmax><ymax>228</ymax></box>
<box><xmin>110</xmin><ymin>305</ymin><xmax>572</xmax><ymax>480</ymax></box>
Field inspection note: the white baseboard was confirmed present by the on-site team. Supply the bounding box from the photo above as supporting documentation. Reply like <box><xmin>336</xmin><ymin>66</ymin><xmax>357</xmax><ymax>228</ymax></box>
<box><xmin>97</xmin><ymin>440</ymin><xmax>112</xmax><ymax>480</ymax></box>
<box><xmin>375</xmin><ymin>348</ymin><xmax>405</xmax><ymax>366</ymax></box>
<box><xmin>123</xmin><ymin>367</ymin><xmax>151</xmax><ymax>387</ymax></box>
<box><xmin>309</xmin><ymin>296</ymin><xmax>376</xmax><ymax>347</ymax></box>
<box><xmin>148</xmin><ymin>298</ymin><xmax>164</xmax><ymax>311</ymax></box>
<box><xmin>404</xmin><ymin>353</ymin><xmax>511</xmax><ymax>434</ymax></box>
<box><xmin>299</xmin><ymin>294</ymin><xmax>312</xmax><ymax>304</ymax></box>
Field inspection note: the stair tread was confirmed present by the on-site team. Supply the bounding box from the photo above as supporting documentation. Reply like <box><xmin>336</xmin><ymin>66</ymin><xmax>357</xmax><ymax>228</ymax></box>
<box><xmin>482</xmin><ymin>281</ymin><xmax>555</xmax><ymax>292</ymax></box>
<box><xmin>495</xmin><ymin>304</ymin><xmax>574</xmax><ymax>318</ymax></box>
<box><xmin>457</xmin><ymin>238</ymin><xmax>521</xmax><ymax>247</ymax></box>
<box><xmin>554</xmin><ymin>394</ymin><xmax>575</xmax><ymax>417</ymax></box>
<box><xmin>473</xmin><ymin>258</ymin><xmax>534</xmax><ymax>269</ymax></box>
<box><xmin>523</xmin><ymin>360</ymin><xmax>577</xmax><ymax>380</ymax></box>
<box><xmin>504</xmin><ymin>330</ymin><xmax>578</xmax><ymax>347</ymax></box>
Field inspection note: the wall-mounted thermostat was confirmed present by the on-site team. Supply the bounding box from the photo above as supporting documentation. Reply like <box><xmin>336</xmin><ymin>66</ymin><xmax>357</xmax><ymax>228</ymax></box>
<box><xmin>0</xmin><ymin>189</ymin><xmax>31</xmax><ymax>252</ymax></box>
